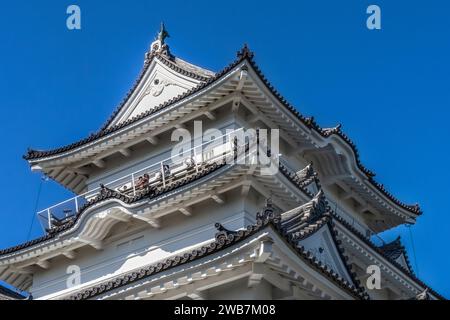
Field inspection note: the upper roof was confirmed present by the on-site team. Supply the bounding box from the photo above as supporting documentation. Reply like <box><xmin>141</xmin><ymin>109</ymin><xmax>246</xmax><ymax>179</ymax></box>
<box><xmin>22</xmin><ymin>27</ymin><xmax>422</xmax><ymax>218</ymax></box>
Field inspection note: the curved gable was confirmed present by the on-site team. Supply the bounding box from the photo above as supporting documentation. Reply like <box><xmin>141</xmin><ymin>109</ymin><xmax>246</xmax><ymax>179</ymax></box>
<box><xmin>109</xmin><ymin>56</ymin><xmax>210</xmax><ymax>128</ymax></box>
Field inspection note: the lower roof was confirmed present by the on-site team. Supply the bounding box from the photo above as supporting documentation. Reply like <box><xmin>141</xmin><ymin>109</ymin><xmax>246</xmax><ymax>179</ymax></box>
<box><xmin>66</xmin><ymin>199</ymin><xmax>369</xmax><ymax>300</ymax></box>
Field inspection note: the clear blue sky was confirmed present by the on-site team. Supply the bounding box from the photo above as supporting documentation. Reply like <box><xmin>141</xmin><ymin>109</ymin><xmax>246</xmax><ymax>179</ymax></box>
<box><xmin>0</xmin><ymin>0</ymin><xmax>448</xmax><ymax>297</ymax></box>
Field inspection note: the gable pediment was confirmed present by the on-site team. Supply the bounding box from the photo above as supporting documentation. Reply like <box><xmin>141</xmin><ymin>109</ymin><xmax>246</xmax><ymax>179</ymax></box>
<box><xmin>298</xmin><ymin>224</ymin><xmax>354</xmax><ymax>284</ymax></box>
<box><xmin>109</xmin><ymin>56</ymin><xmax>210</xmax><ymax>127</ymax></box>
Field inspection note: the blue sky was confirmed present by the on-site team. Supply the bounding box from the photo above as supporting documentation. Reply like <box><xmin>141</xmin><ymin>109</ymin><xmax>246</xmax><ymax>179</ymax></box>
<box><xmin>0</xmin><ymin>0</ymin><xmax>448</xmax><ymax>297</ymax></box>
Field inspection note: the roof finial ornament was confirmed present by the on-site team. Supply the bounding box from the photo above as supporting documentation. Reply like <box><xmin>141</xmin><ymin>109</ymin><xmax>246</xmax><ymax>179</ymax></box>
<box><xmin>414</xmin><ymin>288</ymin><xmax>431</xmax><ymax>300</ymax></box>
<box><xmin>157</xmin><ymin>22</ymin><xmax>170</xmax><ymax>44</ymax></box>
<box><xmin>237</xmin><ymin>43</ymin><xmax>254</xmax><ymax>60</ymax></box>
<box><xmin>256</xmin><ymin>197</ymin><xmax>280</xmax><ymax>224</ymax></box>
<box><xmin>148</xmin><ymin>22</ymin><xmax>171</xmax><ymax>58</ymax></box>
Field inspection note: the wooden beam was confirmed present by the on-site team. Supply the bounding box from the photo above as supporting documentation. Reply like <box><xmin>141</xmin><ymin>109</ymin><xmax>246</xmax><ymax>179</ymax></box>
<box><xmin>15</xmin><ymin>275</ymin><xmax>32</xmax><ymax>291</ymax></box>
<box><xmin>152</xmin><ymin>178</ymin><xmax>247</xmax><ymax>219</ymax></box>
<box><xmin>236</xmin><ymin>70</ymin><xmax>248</xmax><ymax>92</ymax></box>
<box><xmin>204</xmin><ymin>110</ymin><xmax>216</xmax><ymax>121</ymax></box>
<box><xmin>132</xmin><ymin>215</ymin><xmax>161</xmax><ymax>228</ymax></box>
<box><xmin>66</xmin><ymin>166</ymin><xmax>90</xmax><ymax>175</ymax></box>
<box><xmin>186</xmin><ymin>286</ymin><xmax>208</xmax><ymax>300</ymax></box>
<box><xmin>77</xmin><ymin>236</ymin><xmax>103</xmax><ymax>250</ymax></box>
<box><xmin>179</xmin><ymin>207</ymin><xmax>192</xmax><ymax>216</ymax></box>
<box><xmin>250</xmin><ymin>263</ymin><xmax>291</xmax><ymax>292</ymax></box>
<box><xmin>358</xmin><ymin>204</ymin><xmax>371</xmax><ymax>214</ymax></box>
<box><xmin>239</xmin><ymin>95</ymin><xmax>300</xmax><ymax>150</ymax></box>
<box><xmin>63</xmin><ymin>250</ymin><xmax>77</xmax><ymax>260</ymax></box>
<box><xmin>119</xmin><ymin>148</ymin><xmax>131</xmax><ymax>157</ymax></box>
<box><xmin>255</xmin><ymin>239</ymin><xmax>273</xmax><ymax>263</ymax></box>
<box><xmin>152</xmin><ymin>264</ymin><xmax>253</xmax><ymax>300</ymax></box>
<box><xmin>247</xmin><ymin>177</ymin><xmax>289</xmax><ymax>212</ymax></box>
<box><xmin>105</xmin><ymin>209</ymin><xmax>131</xmax><ymax>222</ymax></box>
<box><xmin>340</xmin><ymin>191</ymin><xmax>353</xmax><ymax>201</ymax></box>
<box><xmin>61</xmin><ymin>172</ymin><xmax>75</xmax><ymax>185</ymax></box>
<box><xmin>65</xmin><ymin>174</ymin><xmax>79</xmax><ymax>188</ymax></box>
<box><xmin>67</xmin><ymin>175</ymin><xmax>85</xmax><ymax>191</ymax></box>
<box><xmin>110</xmin><ymin>214</ymin><xmax>131</xmax><ymax>222</ymax></box>
<box><xmin>73</xmin><ymin>93</ymin><xmax>238</xmax><ymax>170</ymax></box>
<box><xmin>211</xmin><ymin>194</ymin><xmax>225</xmax><ymax>205</ymax></box>
<box><xmin>322</xmin><ymin>175</ymin><xmax>350</xmax><ymax>187</ymax></box>
<box><xmin>36</xmin><ymin>260</ymin><xmax>50</xmax><ymax>270</ymax></box>
<box><xmin>146</xmin><ymin>136</ymin><xmax>159</xmax><ymax>145</ymax></box>
<box><xmin>53</xmin><ymin>168</ymin><xmax>67</xmax><ymax>181</ymax></box>
<box><xmin>93</xmin><ymin>159</ymin><xmax>106</xmax><ymax>168</ymax></box>
<box><xmin>232</xmin><ymin>100</ymin><xmax>240</xmax><ymax>113</ymax></box>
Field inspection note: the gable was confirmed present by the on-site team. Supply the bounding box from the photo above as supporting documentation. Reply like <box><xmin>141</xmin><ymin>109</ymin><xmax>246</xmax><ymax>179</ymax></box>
<box><xmin>298</xmin><ymin>224</ymin><xmax>354</xmax><ymax>284</ymax></box>
<box><xmin>110</xmin><ymin>58</ymin><xmax>205</xmax><ymax>127</ymax></box>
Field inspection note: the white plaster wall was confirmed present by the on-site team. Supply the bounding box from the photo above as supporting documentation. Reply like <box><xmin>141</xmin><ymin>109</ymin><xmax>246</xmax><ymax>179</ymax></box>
<box><xmin>31</xmin><ymin>191</ymin><xmax>257</xmax><ymax>299</ymax></box>
<box><xmin>116</xmin><ymin>60</ymin><xmax>201</xmax><ymax>124</ymax></box>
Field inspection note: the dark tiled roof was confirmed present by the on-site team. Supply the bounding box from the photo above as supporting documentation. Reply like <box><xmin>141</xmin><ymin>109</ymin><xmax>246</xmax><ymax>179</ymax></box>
<box><xmin>278</xmin><ymin>162</ymin><xmax>319</xmax><ymax>199</ymax></box>
<box><xmin>23</xmin><ymin>44</ymin><xmax>421</xmax><ymax>216</ymax></box>
<box><xmin>68</xmin><ymin>196</ymin><xmax>369</xmax><ymax>300</ymax></box>
<box><xmin>379</xmin><ymin>237</ymin><xmax>404</xmax><ymax>260</ymax></box>
<box><xmin>281</xmin><ymin>189</ymin><xmax>329</xmax><ymax>239</ymax></box>
<box><xmin>278</xmin><ymin>190</ymin><xmax>367</xmax><ymax>297</ymax></box>
<box><xmin>291</xmin><ymin>162</ymin><xmax>318</xmax><ymax>188</ymax></box>
<box><xmin>379</xmin><ymin>236</ymin><xmax>414</xmax><ymax>272</ymax></box>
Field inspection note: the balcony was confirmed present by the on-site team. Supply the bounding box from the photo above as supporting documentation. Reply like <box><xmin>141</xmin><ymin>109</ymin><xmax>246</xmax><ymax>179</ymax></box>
<box><xmin>37</xmin><ymin>128</ymin><xmax>256</xmax><ymax>232</ymax></box>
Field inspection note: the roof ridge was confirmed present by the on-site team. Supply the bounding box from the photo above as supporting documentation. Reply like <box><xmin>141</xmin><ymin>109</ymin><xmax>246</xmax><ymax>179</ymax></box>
<box><xmin>156</xmin><ymin>54</ymin><xmax>213</xmax><ymax>82</ymax></box>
